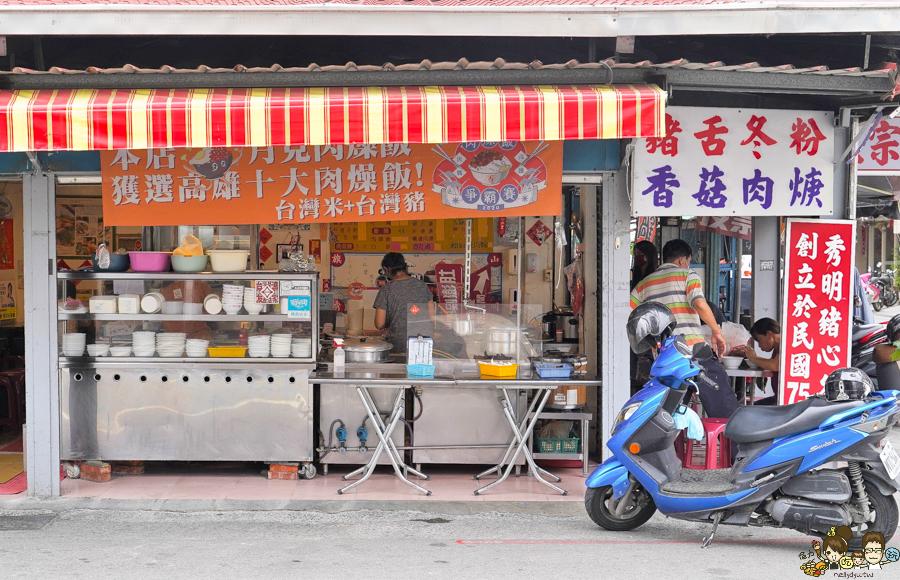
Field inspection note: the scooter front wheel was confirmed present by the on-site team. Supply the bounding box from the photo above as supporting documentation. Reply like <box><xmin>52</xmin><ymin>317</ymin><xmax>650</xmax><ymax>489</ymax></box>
<box><xmin>585</xmin><ymin>484</ymin><xmax>657</xmax><ymax>531</ymax></box>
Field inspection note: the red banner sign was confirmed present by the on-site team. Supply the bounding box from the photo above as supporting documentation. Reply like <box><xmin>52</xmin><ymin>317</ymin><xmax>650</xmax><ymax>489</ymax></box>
<box><xmin>779</xmin><ymin>219</ymin><xmax>855</xmax><ymax>405</ymax></box>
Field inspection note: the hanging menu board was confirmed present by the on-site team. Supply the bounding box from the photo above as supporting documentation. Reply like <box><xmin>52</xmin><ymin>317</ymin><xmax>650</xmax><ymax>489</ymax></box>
<box><xmin>329</xmin><ymin>219</ymin><xmax>493</xmax><ymax>253</ymax></box>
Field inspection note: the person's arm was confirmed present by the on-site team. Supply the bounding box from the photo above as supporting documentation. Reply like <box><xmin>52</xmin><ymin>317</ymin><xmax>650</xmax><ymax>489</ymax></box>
<box><xmin>374</xmin><ymin>308</ymin><xmax>387</xmax><ymax>330</ymax></box>
<box><xmin>738</xmin><ymin>346</ymin><xmax>779</xmax><ymax>372</ymax></box>
<box><xmin>692</xmin><ymin>297</ymin><xmax>726</xmax><ymax>357</ymax></box>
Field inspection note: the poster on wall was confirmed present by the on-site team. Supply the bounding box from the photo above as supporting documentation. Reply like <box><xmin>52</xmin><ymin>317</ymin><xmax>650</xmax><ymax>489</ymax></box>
<box><xmin>56</xmin><ymin>198</ymin><xmax>111</xmax><ymax>258</ymax></box>
<box><xmin>0</xmin><ymin>281</ymin><xmax>16</xmax><ymax>321</ymax></box>
<box><xmin>99</xmin><ymin>142</ymin><xmax>563</xmax><ymax>226</ymax></box>
<box><xmin>633</xmin><ymin>107</ymin><xmax>835</xmax><ymax>217</ymax></box>
<box><xmin>0</xmin><ymin>219</ymin><xmax>14</xmax><ymax>270</ymax></box>
<box><xmin>779</xmin><ymin>219</ymin><xmax>854</xmax><ymax>405</ymax></box>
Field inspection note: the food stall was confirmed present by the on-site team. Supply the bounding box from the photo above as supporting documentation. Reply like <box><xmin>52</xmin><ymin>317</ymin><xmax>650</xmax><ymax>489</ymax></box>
<box><xmin>5</xmin><ymin>84</ymin><xmax>666</xmax><ymax>495</ymax></box>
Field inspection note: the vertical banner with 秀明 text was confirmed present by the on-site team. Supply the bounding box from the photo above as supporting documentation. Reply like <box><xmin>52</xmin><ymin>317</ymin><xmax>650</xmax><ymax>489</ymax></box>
<box><xmin>779</xmin><ymin>219</ymin><xmax>855</xmax><ymax>405</ymax></box>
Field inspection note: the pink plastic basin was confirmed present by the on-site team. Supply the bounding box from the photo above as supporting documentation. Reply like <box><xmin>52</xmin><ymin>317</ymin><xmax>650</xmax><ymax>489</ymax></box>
<box><xmin>128</xmin><ymin>251</ymin><xmax>172</xmax><ymax>272</ymax></box>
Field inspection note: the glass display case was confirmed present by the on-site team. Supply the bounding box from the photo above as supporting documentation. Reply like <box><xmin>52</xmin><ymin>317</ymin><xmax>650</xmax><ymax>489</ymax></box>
<box><xmin>56</xmin><ymin>269</ymin><xmax>318</xmax><ymax>470</ymax></box>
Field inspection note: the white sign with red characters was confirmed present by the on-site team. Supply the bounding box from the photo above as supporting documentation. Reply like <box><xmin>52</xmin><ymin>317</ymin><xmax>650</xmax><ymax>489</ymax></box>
<box><xmin>779</xmin><ymin>219</ymin><xmax>855</xmax><ymax>405</ymax></box>
<box><xmin>633</xmin><ymin>106</ymin><xmax>834</xmax><ymax>217</ymax></box>
<box><xmin>856</xmin><ymin>117</ymin><xmax>900</xmax><ymax>173</ymax></box>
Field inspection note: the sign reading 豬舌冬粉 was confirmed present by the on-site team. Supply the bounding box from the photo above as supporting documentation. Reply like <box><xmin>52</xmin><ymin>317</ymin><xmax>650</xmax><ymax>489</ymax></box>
<box><xmin>100</xmin><ymin>142</ymin><xmax>563</xmax><ymax>226</ymax></box>
<box><xmin>632</xmin><ymin>107</ymin><xmax>834</xmax><ymax>217</ymax></box>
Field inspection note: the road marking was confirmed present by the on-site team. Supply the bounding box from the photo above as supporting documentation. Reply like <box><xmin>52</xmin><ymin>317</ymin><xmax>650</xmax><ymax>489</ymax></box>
<box><xmin>457</xmin><ymin>538</ymin><xmax>805</xmax><ymax>545</ymax></box>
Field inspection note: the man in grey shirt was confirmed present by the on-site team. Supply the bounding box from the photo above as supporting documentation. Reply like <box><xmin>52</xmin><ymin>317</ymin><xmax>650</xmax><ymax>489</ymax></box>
<box><xmin>373</xmin><ymin>252</ymin><xmax>434</xmax><ymax>353</ymax></box>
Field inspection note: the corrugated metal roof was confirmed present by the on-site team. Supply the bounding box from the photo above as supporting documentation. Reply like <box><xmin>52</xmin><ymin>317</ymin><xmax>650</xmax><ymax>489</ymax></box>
<box><xmin>2</xmin><ymin>58</ymin><xmax>895</xmax><ymax>78</ymax></box>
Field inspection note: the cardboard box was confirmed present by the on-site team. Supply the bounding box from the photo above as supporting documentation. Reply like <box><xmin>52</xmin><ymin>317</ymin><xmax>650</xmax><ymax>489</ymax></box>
<box><xmin>89</xmin><ymin>296</ymin><xmax>118</xmax><ymax>314</ymax></box>
<box><xmin>117</xmin><ymin>294</ymin><xmax>140</xmax><ymax>314</ymax></box>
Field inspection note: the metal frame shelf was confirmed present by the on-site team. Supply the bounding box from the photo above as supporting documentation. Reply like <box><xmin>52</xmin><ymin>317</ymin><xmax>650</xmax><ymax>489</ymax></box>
<box><xmin>57</xmin><ymin>270</ymin><xmax>315</xmax><ymax>281</ymax></box>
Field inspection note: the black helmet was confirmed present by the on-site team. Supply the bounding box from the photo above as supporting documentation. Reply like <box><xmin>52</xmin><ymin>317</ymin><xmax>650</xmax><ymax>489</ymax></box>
<box><xmin>824</xmin><ymin>367</ymin><xmax>874</xmax><ymax>402</ymax></box>
<box><xmin>627</xmin><ymin>302</ymin><xmax>677</xmax><ymax>354</ymax></box>
<box><xmin>887</xmin><ymin>314</ymin><xmax>900</xmax><ymax>344</ymax></box>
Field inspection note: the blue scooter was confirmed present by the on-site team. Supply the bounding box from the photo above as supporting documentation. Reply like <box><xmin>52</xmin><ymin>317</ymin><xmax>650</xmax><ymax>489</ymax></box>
<box><xmin>585</xmin><ymin>321</ymin><xmax>900</xmax><ymax>548</ymax></box>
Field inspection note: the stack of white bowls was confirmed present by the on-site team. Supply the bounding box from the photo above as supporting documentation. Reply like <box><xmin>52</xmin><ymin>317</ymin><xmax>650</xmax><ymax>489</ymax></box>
<box><xmin>161</xmin><ymin>300</ymin><xmax>184</xmax><ymax>315</ymax></box>
<box><xmin>62</xmin><ymin>333</ymin><xmax>87</xmax><ymax>357</ymax></box>
<box><xmin>270</xmin><ymin>334</ymin><xmax>292</xmax><ymax>358</ymax></box>
<box><xmin>247</xmin><ymin>335</ymin><xmax>271</xmax><ymax>358</ymax></box>
<box><xmin>222</xmin><ymin>284</ymin><xmax>244</xmax><ymax>315</ymax></box>
<box><xmin>185</xmin><ymin>339</ymin><xmax>209</xmax><ymax>357</ymax></box>
<box><xmin>243</xmin><ymin>287</ymin><xmax>263</xmax><ymax>315</ymax></box>
<box><xmin>203</xmin><ymin>294</ymin><xmax>222</xmax><ymax>315</ymax></box>
<box><xmin>156</xmin><ymin>332</ymin><xmax>187</xmax><ymax>357</ymax></box>
<box><xmin>292</xmin><ymin>338</ymin><xmax>313</xmax><ymax>358</ymax></box>
<box><xmin>184</xmin><ymin>302</ymin><xmax>203</xmax><ymax>315</ymax></box>
<box><xmin>132</xmin><ymin>331</ymin><xmax>157</xmax><ymax>357</ymax></box>
<box><xmin>140</xmin><ymin>292</ymin><xmax>165</xmax><ymax>314</ymax></box>
<box><xmin>87</xmin><ymin>343</ymin><xmax>110</xmax><ymax>357</ymax></box>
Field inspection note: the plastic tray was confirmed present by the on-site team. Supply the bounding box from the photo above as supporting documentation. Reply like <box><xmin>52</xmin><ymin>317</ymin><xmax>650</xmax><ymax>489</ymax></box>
<box><xmin>538</xmin><ymin>437</ymin><xmax>580</xmax><ymax>454</ymax></box>
<box><xmin>207</xmin><ymin>346</ymin><xmax>248</xmax><ymax>357</ymax></box>
<box><xmin>407</xmin><ymin>364</ymin><xmax>435</xmax><ymax>377</ymax></box>
<box><xmin>478</xmin><ymin>362</ymin><xmax>519</xmax><ymax>377</ymax></box>
<box><xmin>533</xmin><ymin>363</ymin><xmax>573</xmax><ymax>379</ymax></box>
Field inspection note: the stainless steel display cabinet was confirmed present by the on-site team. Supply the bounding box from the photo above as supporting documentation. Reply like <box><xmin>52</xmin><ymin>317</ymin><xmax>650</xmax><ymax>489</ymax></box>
<box><xmin>57</xmin><ymin>271</ymin><xmax>318</xmax><ymax>465</ymax></box>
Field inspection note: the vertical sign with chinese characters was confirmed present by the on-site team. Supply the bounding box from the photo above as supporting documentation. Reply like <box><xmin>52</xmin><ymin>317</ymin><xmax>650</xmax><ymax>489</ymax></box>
<box><xmin>633</xmin><ymin>107</ymin><xmax>835</xmax><ymax>217</ymax></box>
<box><xmin>779</xmin><ymin>219</ymin><xmax>855</xmax><ymax>405</ymax></box>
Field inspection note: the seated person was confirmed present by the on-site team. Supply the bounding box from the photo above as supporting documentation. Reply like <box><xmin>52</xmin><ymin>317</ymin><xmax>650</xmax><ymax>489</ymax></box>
<box><xmin>732</xmin><ymin>318</ymin><xmax>780</xmax><ymax>405</ymax></box>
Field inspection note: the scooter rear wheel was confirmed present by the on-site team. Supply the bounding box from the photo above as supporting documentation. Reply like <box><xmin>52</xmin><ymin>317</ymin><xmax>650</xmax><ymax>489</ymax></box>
<box><xmin>848</xmin><ymin>480</ymin><xmax>899</xmax><ymax>549</ymax></box>
<box><xmin>585</xmin><ymin>484</ymin><xmax>657</xmax><ymax>531</ymax></box>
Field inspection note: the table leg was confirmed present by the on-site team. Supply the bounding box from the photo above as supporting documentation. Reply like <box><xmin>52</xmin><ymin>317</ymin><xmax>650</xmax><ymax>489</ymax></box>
<box><xmin>581</xmin><ymin>415</ymin><xmax>589</xmax><ymax>478</ymax></box>
<box><xmin>474</xmin><ymin>390</ymin><xmax>541</xmax><ymax>481</ymax></box>
<box><xmin>358</xmin><ymin>387</ymin><xmax>429</xmax><ymax>481</ymax></box>
<box><xmin>475</xmin><ymin>388</ymin><xmax>566</xmax><ymax>496</ymax></box>
<box><xmin>338</xmin><ymin>387</ymin><xmax>430</xmax><ymax>496</ymax></box>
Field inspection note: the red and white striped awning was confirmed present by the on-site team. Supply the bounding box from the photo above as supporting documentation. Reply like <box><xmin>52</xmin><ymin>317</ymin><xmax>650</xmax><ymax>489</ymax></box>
<box><xmin>0</xmin><ymin>85</ymin><xmax>665</xmax><ymax>152</ymax></box>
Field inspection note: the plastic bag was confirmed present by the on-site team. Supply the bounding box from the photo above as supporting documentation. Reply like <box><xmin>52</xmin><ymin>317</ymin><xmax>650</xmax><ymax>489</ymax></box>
<box><xmin>721</xmin><ymin>321</ymin><xmax>751</xmax><ymax>355</ymax></box>
<box><xmin>172</xmin><ymin>234</ymin><xmax>204</xmax><ymax>256</ymax></box>
<box><xmin>94</xmin><ymin>243</ymin><xmax>111</xmax><ymax>268</ymax></box>
<box><xmin>538</xmin><ymin>420</ymin><xmax>573</xmax><ymax>439</ymax></box>
<box><xmin>673</xmin><ymin>406</ymin><xmax>704</xmax><ymax>441</ymax></box>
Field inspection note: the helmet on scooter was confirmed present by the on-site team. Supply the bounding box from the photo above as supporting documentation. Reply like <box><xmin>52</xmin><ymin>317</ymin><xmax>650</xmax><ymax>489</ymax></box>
<box><xmin>824</xmin><ymin>367</ymin><xmax>874</xmax><ymax>402</ymax></box>
<box><xmin>887</xmin><ymin>314</ymin><xmax>900</xmax><ymax>343</ymax></box>
<box><xmin>627</xmin><ymin>301</ymin><xmax>677</xmax><ymax>354</ymax></box>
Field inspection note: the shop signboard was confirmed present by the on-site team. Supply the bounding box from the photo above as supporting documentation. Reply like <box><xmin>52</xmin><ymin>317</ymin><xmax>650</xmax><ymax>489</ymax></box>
<box><xmin>856</xmin><ymin>117</ymin><xmax>900</xmax><ymax>174</ymax></box>
<box><xmin>100</xmin><ymin>142</ymin><xmax>563</xmax><ymax>226</ymax></box>
<box><xmin>778</xmin><ymin>219</ymin><xmax>854</xmax><ymax>405</ymax></box>
<box><xmin>633</xmin><ymin>107</ymin><xmax>835</xmax><ymax>217</ymax></box>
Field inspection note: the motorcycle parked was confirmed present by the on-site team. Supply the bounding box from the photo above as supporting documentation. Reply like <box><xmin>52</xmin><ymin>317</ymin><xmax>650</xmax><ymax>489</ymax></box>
<box><xmin>861</xmin><ymin>271</ymin><xmax>884</xmax><ymax>311</ymax></box>
<box><xmin>585</xmin><ymin>304</ymin><xmax>900</xmax><ymax>548</ymax></box>
<box><xmin>851</xmin><ymin>317</ymin><xmax>888</xmax><ymax>384</ymax></box>
<box><xmin>873</xmin><ymin>262</ymin><xmax>898</xmax><ymax>308</ymax></box>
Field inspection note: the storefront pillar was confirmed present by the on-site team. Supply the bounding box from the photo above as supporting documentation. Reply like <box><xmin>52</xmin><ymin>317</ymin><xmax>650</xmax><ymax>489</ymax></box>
<box><xmin>599</xmin><ymin>170</ymin><xmax>631</xmax><ymax>460</ymax></box>
<box><xmin>23</xmin><ymin>171</ymin><xmax>61</xmax><ymax>497</ymax></box>
<box><xmin>751</xmin><ymin>217</ymin><xmax>780</xmax><ymax>323</ymax></box>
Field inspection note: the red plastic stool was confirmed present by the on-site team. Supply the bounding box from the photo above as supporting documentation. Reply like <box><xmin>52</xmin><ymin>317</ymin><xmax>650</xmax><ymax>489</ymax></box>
<box><xmin>677</xmin><ymin>418</ymin><xmax>732</xmax><ymax>470</ymax></box>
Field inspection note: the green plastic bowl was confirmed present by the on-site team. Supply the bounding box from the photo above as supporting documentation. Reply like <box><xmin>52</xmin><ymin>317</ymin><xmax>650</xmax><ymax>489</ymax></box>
<box><xmin>171</xmin><ymin>254</ymin><xmax>209</xmax><ymax>273</ymax></box>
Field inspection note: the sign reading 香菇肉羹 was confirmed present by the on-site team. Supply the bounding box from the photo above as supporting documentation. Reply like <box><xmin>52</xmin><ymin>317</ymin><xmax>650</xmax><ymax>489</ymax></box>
<box><xmin>779</xmin><ymin>219</ymin><xmax>854</xmax><ymax>405</ymax></box>
<box><xmin>100</xmin><ymin>142</ymin><xmax>563</xmax><ymax>226</ymax></box>
<box><xmin>632</xmin><ymin>107</ymin><xmax>835</xmax><ymax>217</ymax></box>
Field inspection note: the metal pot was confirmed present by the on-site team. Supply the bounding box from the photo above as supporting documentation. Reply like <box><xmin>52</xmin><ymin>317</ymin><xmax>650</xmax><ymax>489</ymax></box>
<box><xmin>555</xmin><ymin>308</ymin><xmax>579</xmax><ymax>342</ymax></box>
<box><xmin>340</xmin><ymin>337</ymin><xmax>393</xmax><ymax>363</ymax></box>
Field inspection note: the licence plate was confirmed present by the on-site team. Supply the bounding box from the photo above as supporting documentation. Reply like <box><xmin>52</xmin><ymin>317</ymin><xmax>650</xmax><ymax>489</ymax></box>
<box><xmin>880</xmin><ymin>441</ymin><xmax>900</xmax><ymax>480</ymax></box>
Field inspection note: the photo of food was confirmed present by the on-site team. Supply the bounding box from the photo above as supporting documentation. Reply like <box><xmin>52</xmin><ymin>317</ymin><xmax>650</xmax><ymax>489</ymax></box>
<box><xmin>469</xmin><ymin>149</ymin><xmax>512</xmax><ymax>186</ymax></box>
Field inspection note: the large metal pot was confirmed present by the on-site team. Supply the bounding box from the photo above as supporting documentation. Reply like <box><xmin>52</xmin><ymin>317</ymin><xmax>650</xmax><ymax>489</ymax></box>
<box><xmin>341</xmin><ymin>337</ymin><xmax>393</xmax><ymax>363</ymax></box>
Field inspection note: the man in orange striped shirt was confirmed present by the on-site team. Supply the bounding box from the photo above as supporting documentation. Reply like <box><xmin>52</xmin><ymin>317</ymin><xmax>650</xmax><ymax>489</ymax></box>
<box><xmin>630</xmin><ymin>239</ymin><xmax>727</xmax><ymax>358</ymax></box>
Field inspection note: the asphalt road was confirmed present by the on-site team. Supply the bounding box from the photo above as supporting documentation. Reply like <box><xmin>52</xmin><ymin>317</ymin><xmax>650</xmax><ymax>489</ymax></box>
<box><xmin>1</xmin><ymin>423</ymin><xmax>897</xmax><ymax>580</ymax></box>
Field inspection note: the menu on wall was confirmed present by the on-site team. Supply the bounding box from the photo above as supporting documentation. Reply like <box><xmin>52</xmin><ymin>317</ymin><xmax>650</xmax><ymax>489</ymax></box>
<box><xmin>779</xmin><ymin>219</ymin><xmax>854</xmax><ymax>405</ymax></box>
<box><xmin>56</xmin><ymin>198</ymin><xmax>110</xmax><ymax>257</ymax></box>
<box><xmin>329</xmin><ymin>219</ymin><xmax>493</xmax><ymax>253</ymax></box>
<box><xmin>100</xmin><ymin>142</ymin><xmax>563</xmax><ymax>226</ymax></box>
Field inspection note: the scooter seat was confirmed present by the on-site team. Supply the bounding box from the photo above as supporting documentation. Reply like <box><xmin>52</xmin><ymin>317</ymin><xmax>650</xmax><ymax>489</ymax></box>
<box><xmin>724</xmin><ymin>397</ymin><xmax>866</xmax><ymax>444</ymax></box>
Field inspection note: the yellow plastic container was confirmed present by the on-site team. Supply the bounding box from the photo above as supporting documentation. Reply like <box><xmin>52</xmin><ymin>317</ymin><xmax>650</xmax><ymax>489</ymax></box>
<box><xmin>478</xmin><ymin>362</ymin><xmax>519</xmax><ymax>377</ymax></box>
<box><xmin>207</xmin><ymin>346</ymin><xmax>248</xmax><ymax>358</ymax></box>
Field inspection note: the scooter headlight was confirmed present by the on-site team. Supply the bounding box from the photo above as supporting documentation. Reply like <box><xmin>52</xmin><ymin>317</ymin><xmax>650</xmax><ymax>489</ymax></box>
<box><xmin>611</xmin><ymin>402</ymin><xmax>642</xmax><ymax>436</ymax></box>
